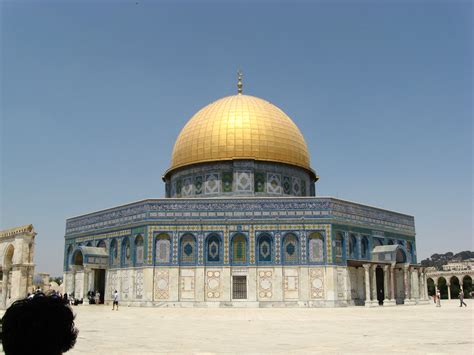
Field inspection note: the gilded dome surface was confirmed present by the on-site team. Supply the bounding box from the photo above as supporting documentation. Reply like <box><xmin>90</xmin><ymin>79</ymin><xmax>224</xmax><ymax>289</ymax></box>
<box><xmin>167</xmin><ymin>94</ymin><xmax>311</xmax><ymax>175</ymax></box>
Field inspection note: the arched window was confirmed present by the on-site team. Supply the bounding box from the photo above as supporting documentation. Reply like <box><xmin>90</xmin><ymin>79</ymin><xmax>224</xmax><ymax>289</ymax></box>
<box><xmin>334</xmin><ymin>232</ymin><xmax>344</xmax><ymax>262</ymax></box>
<box><xmin>180</xmin><ymin>234</ymin><xmax>196</xmax><ymax>264</ymax></box>
<box><xmin>86</xmin><ymin>241</ymin><xmax>92</xmax><ymax>247</ymax></box>
<box><xmin>282</xmin><ymin>234</ymin><xmax>299</xmax><ymax>264</ymax></box>
<box><xmin>308</xmin><ymin>232</ymin><xmax>324</xmax><ymax>263</ymax></box>
<box><xmin>72</xmin><ymin>250</ymin><xmax>83</xmax><ymax>267</ymax></box>
<box><xmin>396</xmin><ymin>248</ymin><xmax>406</xmax><ymax>263</ymax></box>
<box><xmin>155</xmin><ymin>234</ymin><xmax>171</xmax><ymax>264</ymax></box>
<box><xmin>135</xmin><ymin>234</ymin><xmax>144</xmax><ymax>265</ymax></box>
<box><xmin>257</xmin><ymin>234</ymin><xmax>273</xmax><ymax>263</ymax></box>
<box><xmin>121</xmin><ymin>237</ymin><xmax>131</xmax><ymax>267</ymax></box>
<box><xmin>231</xmin><ymin>234</ymin><xmax>247</xmax><ymax>264</ymax></box>
<box><xmin>206</xmin><ymin>234</ymin><xmax>221</xmax><ymax>263</ymax></box>
<box><xmin>65</xmin><ymin>245</ymin><xmax>73</xmax><ymax>270</ymax></box>
<box><xmin>110</xmin><ymin>239</ymin><xmax>118</xmax><ymax>266</ymax></box>
<box><xmin>97</xmin><ymin>240</ymin><xmax>106</xmax><ymax>249</ymax></box>
<box><xmin>349</xmin><ymin>234</ymin><xmax>357</xmax><ymax>258</ymax></box>
<box><xmin>361</xmin><ymin>236</ymin><xmax>369</xmax><ymax>259</ymax></box>
<box><xmin>373</xmin><ymin>238</ymin><xmax>383</xmax><ymax>247</ymax></box>
<box><xmin>405</xmin><ymin>241</ymin><xmax>412</xmax><ymax>262</ymax></box>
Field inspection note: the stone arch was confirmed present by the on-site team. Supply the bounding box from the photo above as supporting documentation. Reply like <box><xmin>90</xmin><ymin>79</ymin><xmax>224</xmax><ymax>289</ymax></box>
<box><xmin>134</xmin><ymin>234</ymin><xmax>145</xmax><ymax>265</ymax></box>
<box><xmin>3</xmin><ymin>244</ymin><xmax>14</xmax><ymax>269</ymax></box>
<box><xmin>231</xmin><ymin>233</ymin><xmax>248</xmax><ymax>265</ymax></box>
<box><xmin>179</xmin><ymin>234</ymin><xmax>197</xmax><ymax>265</ymax></box>
<box><xmin>205</xmin><ymin>233</ymin><xmax>222</xmax><ymax>264</ymax></box>
<box><xmin>307</xmin><ymin>231</ymin><xmax>324</xmax><ymax>263</ymax></box>
<box><xmin>85</xmin><ymin>241</ymin><xmax>93</xmax><ymax>247</ymax></box>
<box><xmin>449</xmin><ymin>275</ymin><xmax>461</xmax><ymax>299</ymax></box>
<box><xmin>155</xmin><ymin>233</ymin><xmax>171</xmax><ymax>264</ymax></box>
<box><xmin>96</xmin><ymin>240</ymin><xmax>106</xmax><ymax>249</ymax></box>
<box><xmin>256</xmin><ymin>233</ymin><xmax>273</xmax><ymax>263</ymax></box>
<box><xmin>462</xmin><ymin>275</ymin><xmax>472</xmax><ymax>297</ymax></box>
<box><xmin>27</xmin><ymin>242</ymin><xmax>34</xmax><ymax>263</ymax></box>
<box><xmin>282</xmin><ymin>233</ymin><xmax>299</xmax><ymax>264</ymax></box>
<box><xmin>427</xmin><ymin>277</ymin><xmax>435</xmax><ymax>297</ymax></box>
<box><xmin>437</xmin><ymin>276</ymin><xmax>448</xmax><ymax>299</ymax></box>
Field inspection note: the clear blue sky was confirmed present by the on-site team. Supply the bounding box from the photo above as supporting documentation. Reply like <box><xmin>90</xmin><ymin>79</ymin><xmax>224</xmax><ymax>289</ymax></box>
<box><xmin>1</xmin><ymin>1</ymin><xmax>472</xmax><ymax>276</ymax></box>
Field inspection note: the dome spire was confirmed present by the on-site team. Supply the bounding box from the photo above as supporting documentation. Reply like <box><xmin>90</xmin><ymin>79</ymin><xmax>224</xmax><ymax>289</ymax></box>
<box><xmin>237</xmin><ymin>70</ymin><xmax>243</xmax><ymax>94</ymax></box>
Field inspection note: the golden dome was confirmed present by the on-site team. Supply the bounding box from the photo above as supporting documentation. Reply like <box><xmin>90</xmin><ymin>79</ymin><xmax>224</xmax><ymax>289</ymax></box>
<box><xmin>166</xmin><ymin>94</ymin><xmax>313</xmax><ymax>177</ymax></box>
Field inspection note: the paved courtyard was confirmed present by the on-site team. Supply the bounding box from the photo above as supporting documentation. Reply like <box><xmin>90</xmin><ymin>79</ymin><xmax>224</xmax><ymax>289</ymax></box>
<box><xmin>1</xmin><ymin>300</ymin><xmax>473</xmax><ymax>354</ymax></box>
<box><xmin>63</xmin><ymin>300</ymin><xmax>473</xmax><ymax>354</ymax></box>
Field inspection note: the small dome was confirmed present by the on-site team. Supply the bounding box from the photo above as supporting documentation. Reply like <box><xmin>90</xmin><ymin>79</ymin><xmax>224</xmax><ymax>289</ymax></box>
<box><xmin>165</xmin><ymin>94</ymin><xmax>313</xmax><ymax>177</ymax></box>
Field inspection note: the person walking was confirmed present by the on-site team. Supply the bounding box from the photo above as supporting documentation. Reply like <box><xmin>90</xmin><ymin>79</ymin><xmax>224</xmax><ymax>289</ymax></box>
<box><xmin>459</xmin><ymin>291</ymin><xmax>467</xmax><ymax>307</ymax></box>
<box><xmin>436</xmin><ymin>290</ymin><xmax>441</xmax><ymax>307</ymax></box>
<box><xmin>112</xmin><ymin>290</ymin><xmax>119</xmax><ymax>311</ymax></box>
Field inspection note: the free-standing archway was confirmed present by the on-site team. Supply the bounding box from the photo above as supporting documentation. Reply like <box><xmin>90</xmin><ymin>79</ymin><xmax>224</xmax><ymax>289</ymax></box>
<box><xmin>2</xmin><ymin>245</ymin><xmax>14</xmax><ymax>306</ymax></box>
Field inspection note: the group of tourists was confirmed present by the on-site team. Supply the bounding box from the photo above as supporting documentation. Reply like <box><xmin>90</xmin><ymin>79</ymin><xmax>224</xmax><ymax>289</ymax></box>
<box><xmin>87</xmin><ymin>290</ymin><xmax>102</xmax><ymax>304</ymax></box>
<box><xmin>433</xmin><ymin>289</ymin><xmax>470</xmax><ymax>307</ymax></box>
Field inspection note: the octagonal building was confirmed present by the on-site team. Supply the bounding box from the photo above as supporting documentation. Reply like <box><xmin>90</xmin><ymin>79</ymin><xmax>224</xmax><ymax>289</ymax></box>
<box><xmin>63</xmin><ymin>77</ymin><xmax>429</xmax><ymax>307</ymax></box>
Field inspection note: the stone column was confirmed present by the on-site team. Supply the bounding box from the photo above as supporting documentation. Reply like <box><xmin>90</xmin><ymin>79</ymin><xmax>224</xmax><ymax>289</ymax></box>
<box><xmin>363</xmin><ymin>264</ymin><xmax>372</xmax><ymax>307</ymax></box>
<box><xmin>390</xmin><ymin>265</ymin><xmax>395</xmax><ymax>302</ymax></box>
<box><xmin>403</xmin><ymin>265</ymin><xmax>412</xmax><ymax>304</ymax></box>
<box><xmin>1</xmin><ymin>269</ymin><xmax>10</xmax><ymax>309</ymax></box>
<box><xmin>383</xmin><ymin>265</ymin><xmax>394</xmax><ymax>306</ymax></box>
<box><xmin>447</xmin><ymin>282</ymin><xmax>451</xmax><ymax>300</ymax></box>
<box><xmin>371</xmin><ymin>265</ymin><xmax>377</xmax><ymax>304</ymax></box>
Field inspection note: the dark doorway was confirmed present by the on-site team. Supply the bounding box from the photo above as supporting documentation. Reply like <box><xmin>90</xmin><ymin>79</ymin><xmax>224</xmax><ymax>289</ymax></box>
<box><xmin>376</xmin><ymin>267</ymin><xmax>384</xmax><ymax>305</ymax></box>
<box><xmin>94</xmin><ymin>269</ymin><xmax>106</xmax><ymax>304</ymax></box>
<box><xmin>232</xmin><ymin>276</ymin><xmax>247</xmax><ymax>299</ymax></box>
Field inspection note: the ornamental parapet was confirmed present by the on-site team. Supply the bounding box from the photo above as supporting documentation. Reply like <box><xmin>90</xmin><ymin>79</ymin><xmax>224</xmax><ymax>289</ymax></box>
<box><xmin>65</xmin><ymin>197</ymin><xmax>415</xmax><ymax>236</ymax></box>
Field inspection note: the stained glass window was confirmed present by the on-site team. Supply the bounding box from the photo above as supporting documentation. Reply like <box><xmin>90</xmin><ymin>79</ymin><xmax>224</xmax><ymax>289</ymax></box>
<box><xmin>335</xmin><ymin>232</ymin><xmax>344</xmax><ymax>260</ymax></box>
<box><xmin>258</xmin><ymin>235</ymin><xmax>272</xmax><ymax>262</ymax></box>
<box><xmin>206</xmin><ymin>235</ymin><xmax>221</xmax><ymax>262</ymax></box>
<box><xmin>361</xmin><ymin>237</ymin><xmax>369</xmax><ymax>259</ymax></box>
<box><xmin>180</xmin><ymin>235</ymin><xmax>196</xmax><ymax>264</ymax></box>
<box><xmin>122</xmin><ymin>238</ymin><xmax>131</xmax><ymax>266</ymax></box>
<box><xmin>135</xmin><ymin>234</ymin><xmax>144</xmax><ymax>265</ymax></box>
<box><xmin>155</xmin><ymin>234</ymin><xmax>171</xmax><ymax>263</ymax></box>
<box><xmin>232</xmin><ymin>234</ymin><xmax>247</xmax><ymax>263</ymax></box>
<box><xmin>283</xmin><ymin>234</ymin><xmax>299</xmax><ymax>263</ymax></box>
<box><xmin>308</xmin><ymin>232</ymin><xmax>324</xmax><ymax>262</ymax></box>
<box><xmin>110</xmin><ymin>240</ymin><xmax>118</xmax><ymax>266</ymax></box>
<box><xmin>349</xmin><ymin>234</ymin><xmax>357</xmax><ymax>258</ymax></box>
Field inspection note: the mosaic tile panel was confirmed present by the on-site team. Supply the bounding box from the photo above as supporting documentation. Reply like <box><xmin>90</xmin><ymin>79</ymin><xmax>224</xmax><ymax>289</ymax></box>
<box><xmin>258</xmin><ymin>270</ymin><xmax>273</xmax><ymax>299</ymax></box>
<box><xmin>154</xmin><ymin>269</ymin><xmax>169</xmax><ymax>300</ymax></box>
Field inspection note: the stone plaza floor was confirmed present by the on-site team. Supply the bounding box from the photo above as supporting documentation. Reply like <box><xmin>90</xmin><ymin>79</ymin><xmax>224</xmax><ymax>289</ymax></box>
<box><xmin>2</xmin><ymin>300</ymin><xmax>474</xmax><ymax>354</ymax></box>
